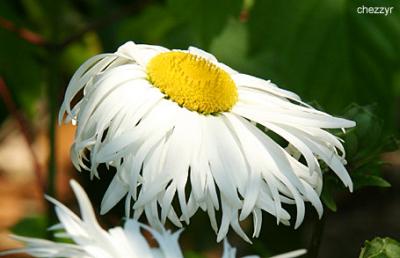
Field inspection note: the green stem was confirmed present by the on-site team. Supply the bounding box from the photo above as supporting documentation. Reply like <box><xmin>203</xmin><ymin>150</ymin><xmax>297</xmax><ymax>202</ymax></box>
<box><xmin>47</xmin><ymin>54</ymin><xmax>58</xmax><ymax>200</ymax></box>
<box><xmin>308</xmin><ymin>215</ymin><xmax>326</xmax><ymax>258</ymax></box>
<box><xmin>43</xmin><ymin>0</ymin><xmax>62</xmax><ymax>232</ymax></box>
<box><xmin>46</xmin><ymin>56</ymin><xmax>58</xmax><ymax>238</ymax></box>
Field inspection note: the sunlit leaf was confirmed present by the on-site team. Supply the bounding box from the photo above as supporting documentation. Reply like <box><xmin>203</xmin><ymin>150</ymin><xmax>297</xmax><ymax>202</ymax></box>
<box><xmin>359</xmin><ymin>237</ymin><xmax>400</xmax><ymax>258</ymax></box>
<box><xmin>210</xmin><ymin>19</ymin><xmax>248</xmax><ymax>70</ymax></box>
<box><xmin>168</xmin><ymin>0</ymin><xmax>242</xmax><ymax>48</ymax></box>
<box><xmin>60</xmin><ymin>32</ymin><xmax>102</xmax><ymax>74</ymax></box>
<box><xmin>11</xmin><ymin>215</ymin><xmax>47</xmax><ymax>238</ymax></box>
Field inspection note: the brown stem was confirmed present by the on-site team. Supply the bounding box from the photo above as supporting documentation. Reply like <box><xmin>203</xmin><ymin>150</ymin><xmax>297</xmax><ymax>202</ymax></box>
<box><xmin>0</xmin><ymin>77</ymin><xmax>45</xmax><ymax>195</ymax></box>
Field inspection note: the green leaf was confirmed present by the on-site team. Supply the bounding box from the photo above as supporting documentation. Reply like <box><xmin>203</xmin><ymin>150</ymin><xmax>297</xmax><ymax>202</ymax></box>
<box><xmin>360</xmin><ymin>237</ymin><xmax>400</xmax><ymax>258</ymax></box>
<box><xmin>336</xmin><ymin>104</ymin><xmax>395</xmax><ymax>191</ymax></box>
<box><xmin>60</xmin><ymin>32</ymin><xmax>101</xmax><ymax>74</ymax></box>
<box><xmin>353</xmin><ymin>174</ymin><xmax>391</xmax><ymax>190</ymax></box>
<box><xmin>11</xmin><ymin>215</ymin><xmax>47</xmax><ymax>238</ymax></box>
<box><xmin>168</xmin><ymin>0</ymin><xmax>243</xmax><ymax>48</ymax></box>
<box><xmin>116</xmin><ymin>4</ymin><xmax>179</xmax><ymax>46</ymax></box>
<box><xmin>320</xmin><ymin>178</ymin><xmax>338</xmax><ymax>212</ymax></box>
<box><xmin>381</xmin><ymin>136</ymin><xmax>400</xmax><ymax>153</ymax></box>
<box><xmin>342</xmin><ymin>129</ymin><xmax>359</xmax><ymax>160</ymax></box>
<box><xmin>210</xmin><ymin>19</ymin><xmax>248</xmax><ymax>70</ymax></box>
<box><xmin>247</xmin><ymin>0</ymin><xmax>400</xmax><ymax>132</ymax></box>
<box><xmin>343</xmin><ymin>105</ymin><xmax>383</xmax><ymax>160</ymax></box>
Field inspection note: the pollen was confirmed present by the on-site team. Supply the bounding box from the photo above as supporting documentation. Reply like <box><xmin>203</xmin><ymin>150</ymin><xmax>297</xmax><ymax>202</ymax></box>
<box><xmin>146</xmin><ymin>51</ymin><xmax>238</xmax><ymax>114</ymax></box>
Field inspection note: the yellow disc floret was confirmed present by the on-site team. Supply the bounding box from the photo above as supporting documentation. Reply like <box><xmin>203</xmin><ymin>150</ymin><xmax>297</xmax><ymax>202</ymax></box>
<box><xmin>146</xmin><ymin>51</ymin><xmax>238</xmax><ymax>114</ymax></box>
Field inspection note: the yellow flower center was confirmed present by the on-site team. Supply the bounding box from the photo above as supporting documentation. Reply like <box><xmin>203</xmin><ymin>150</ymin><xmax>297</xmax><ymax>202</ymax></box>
<box><xmin>146</xmin><ymin>51</ymin><xmax>238</xmax><ymax>114</ymax></box>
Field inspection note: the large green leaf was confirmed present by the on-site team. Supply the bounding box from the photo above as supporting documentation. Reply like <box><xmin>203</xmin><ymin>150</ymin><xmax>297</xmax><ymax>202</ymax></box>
<box><xmin>168</xmin><ymin>0</ymin><xmax>243</xmax><ymax>48</ymax></box>
<box><xmin>210</xmin><ymin>19</ymin><xmax>248</xmax><ymax>70</ymax></box>
<box><xmin>247</xmin><ymin>0</ymin><xmax>400</xmax><ymax>131</ymax></box>
<box><xmin>360</xmin><ymin>237</ymin><xmax>400</xmax><ymax>258</ymax></box>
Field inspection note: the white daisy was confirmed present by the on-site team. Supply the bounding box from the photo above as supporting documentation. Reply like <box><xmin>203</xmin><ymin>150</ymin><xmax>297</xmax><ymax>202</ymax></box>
<box><xmin>59</xmin><ymin>41</ymin><xmax>355</xmax><ymax>242</ymax></box>
<box><xmin>1</xmin><ymin>180</ymin><xmax>184</xmax><ymax>258</ymax></box>
<box><xmin>0</xmin><ymin>180</ymin><xmax>306</xmax><ymax>258</ymax></box>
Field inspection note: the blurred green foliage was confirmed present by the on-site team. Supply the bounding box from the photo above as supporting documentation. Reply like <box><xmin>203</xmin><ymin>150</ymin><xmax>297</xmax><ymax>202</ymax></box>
<box><xmin>359</xmin><ymin>237</ymin><xmax>400</xmax><ymax>258</ymax></box>
<box><xmin>321</xmin><ymin>104</ymin><xmax>398</xmax><ymax>211</ymax></box>
<box><xmin>246</xmin><ymin>0</ymin><xmax>400</xmax><ymax>132</ymax></box>
<box><xmin>0</xmin><ymin>0</ymin><xmax>399</xmax><ymax>257</ymax></box>
<box><xmin>342</xmin><ymin>105</ymin><xmax>398</xmax><ymax>188</ymax></box>
<box><xmin>1</xmin><ymin>0</ymin><xmax>399</xmax><ymax>132</ymax></box>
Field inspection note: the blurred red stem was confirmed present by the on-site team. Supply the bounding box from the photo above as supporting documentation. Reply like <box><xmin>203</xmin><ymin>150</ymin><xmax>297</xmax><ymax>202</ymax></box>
<box><xmin>0</xmin><ymin>0</ymin><xmax>151</xmax><ymax>49</ymax></box>
<box><xmin>0</xmin><ymin>16</ymin><xmax>47</xmax><ymax>46</ymax></box>
<box><xmin>0</xmin><ymin>77</ymin><xmax>45</xmax><ymax>195</ymax></box>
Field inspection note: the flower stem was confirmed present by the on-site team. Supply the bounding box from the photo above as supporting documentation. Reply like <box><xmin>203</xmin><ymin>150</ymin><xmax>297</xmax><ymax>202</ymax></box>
<box><xmin>46</xmin><ymin>57</ymin><xmax>58</xmax><ymax>202</ymax></box>
<box><xmin>308</xmin><ymin>215</ymin><xmax>326</xmax><ymax>258</ymax></box>
<box><xmin>42</xmin><ymin>0</ymin><xmax>62</xmax><ymax>231</ymax></box>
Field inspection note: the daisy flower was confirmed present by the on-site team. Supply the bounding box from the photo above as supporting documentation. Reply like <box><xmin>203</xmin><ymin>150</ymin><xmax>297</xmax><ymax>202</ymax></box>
<box><xmin>59</xmin><ymin>41</ymin><xmax>355</xmax><ymax>242</ymax></box>
<box><xmin>0</xmin><ymin>180</ymin><xmax>306</xmax><ymax>258</ymax></box>
<box><xmin>2</xmin><ymin>180</ymin><xmax>183</xmax><ymax>258</ymax></box>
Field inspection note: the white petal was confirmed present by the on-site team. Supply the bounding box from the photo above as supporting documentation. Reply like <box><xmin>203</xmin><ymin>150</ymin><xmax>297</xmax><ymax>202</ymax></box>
<box><xmin>233</xmin><ymin>103</ymin><xmax>355</xmax><ymax>129</ymax></box>
<box><xmin>269</xmin><ymin>249</ymin><xmax>307</xmax><ymax>258</ymax></box>
<box><xmin>101</xmin><ymin>173</ymin><xmax>129</xmax><ymax>215</ymax></box>
<box><xmin>233</xmin><ymin>73</ymin><xmax>302</xmax><ymax>102</ymax></box>
<box><xmin>116</xmin><ymin>41</ymin><xmax>168</xmax><ymax>67</ymax></box>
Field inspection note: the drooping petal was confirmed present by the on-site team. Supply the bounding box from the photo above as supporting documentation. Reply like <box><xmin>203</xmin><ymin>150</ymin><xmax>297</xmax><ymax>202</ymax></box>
<box><xmin>58</xmin><ymin>42</ymin><xmax>355</xmax><ymax>242</ymax></box>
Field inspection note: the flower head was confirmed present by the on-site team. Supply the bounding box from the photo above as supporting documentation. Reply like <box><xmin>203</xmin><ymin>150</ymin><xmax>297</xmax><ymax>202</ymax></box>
<box><xmin>1</xmin><ymin>180</ymin><xmax>305</xmax><ymax>258</ymax></box>
<box><xmin>59</xmin><ymin>42</ymin><xmax>355</xmax><ymax>242</ymax></box>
